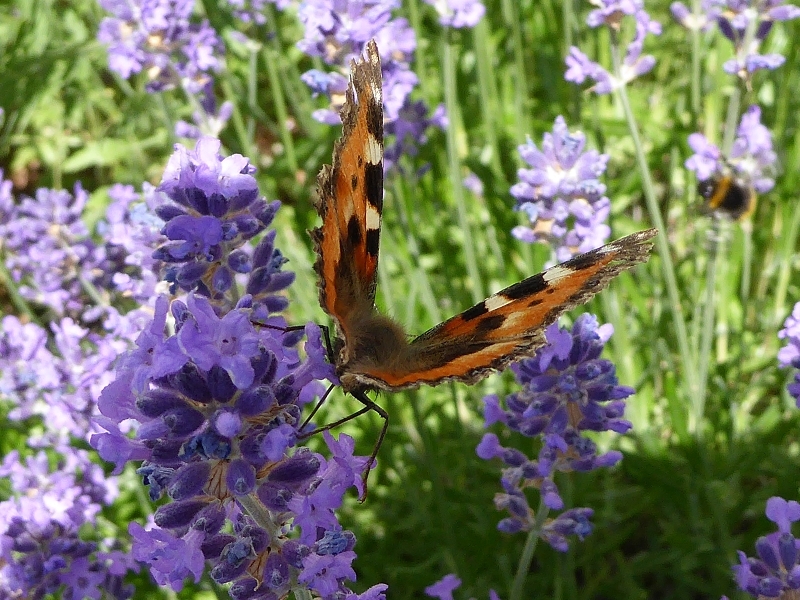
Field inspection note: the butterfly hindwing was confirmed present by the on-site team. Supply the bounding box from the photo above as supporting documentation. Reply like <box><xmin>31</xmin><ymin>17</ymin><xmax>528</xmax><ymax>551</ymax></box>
<box><xmin>312</xmin><ymin>40</ymin><xmax>384</xmax><ymax>339</ymax></box>
<box><xmin>347</xmin><ymin>229</ymin><xmax>657</xmax><ymax>391</ymax></box>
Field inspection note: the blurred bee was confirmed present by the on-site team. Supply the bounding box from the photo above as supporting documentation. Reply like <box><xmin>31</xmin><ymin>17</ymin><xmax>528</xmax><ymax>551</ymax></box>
<box><xmin>697</xmin><ymin>173</ymin><xmax>756</xmax><ymax>221</ymax></box>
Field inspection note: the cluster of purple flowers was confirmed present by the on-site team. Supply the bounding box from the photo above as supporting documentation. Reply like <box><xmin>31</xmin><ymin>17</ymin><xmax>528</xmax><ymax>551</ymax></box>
<box><xmin>685</xmin><ymin>105</ymin><xmax>776</xmax><ymax>199</ymax></box>
<box><xmin>0</xmin><ymin>173</ymin><xmax>161</xmax><ymax>597</ymax></box>
<box><xmin>779</xmin><ymin>302</ymin><xmax>800</xmax><ymax>404</ymax></box>
<box><xmin>477</xmin><ymin>314</ymin><xmax>633</xmax><ymax>551</ymax></box>
<box><xmin>90</xmin><ymin>137</ymin><xmax>386</xmax><ymax>598</ymax></box>
<box><xmin>0</xmin><ymin>177</ymin><xmax>161</xmax><ymax>324</ymax></box>
<box><xmin>510</xmin><ymin>116</ymin><xmax>612</xmax><ymax>264</ymax></box>
<box><xmin>98</xmin><ymin>0</ymin><xmax>223</xmax><ymax>94</ymax></box>
<box><xmin>672</xmin><ymin>0</ymin><xmax>800</xmax><ymax>80</ymax></box>
<box><xmin>731</xmin><ymin>497</ymin><xmax>800</xmax><ymax>597</ymax></box>
<box><xmin>565</xmin><ymin>0</ymin><xmax>661</xmax><ymax>94</ymax></box>
<box><xmin>0</xmin><ymin>450</ymin><xmax>137</xmax><ymax>599</ymax></box>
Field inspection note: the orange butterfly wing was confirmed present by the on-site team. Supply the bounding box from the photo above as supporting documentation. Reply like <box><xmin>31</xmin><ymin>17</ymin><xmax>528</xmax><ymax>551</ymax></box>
<box><xmin>312</xmin><ymin>40</ymin><xmax>384</xmax><ymax>342</ymax></box>
<box><xmin>348</xmin><ymin>229</ymin><xmax>657</xmax><ymax>391</ymax></box>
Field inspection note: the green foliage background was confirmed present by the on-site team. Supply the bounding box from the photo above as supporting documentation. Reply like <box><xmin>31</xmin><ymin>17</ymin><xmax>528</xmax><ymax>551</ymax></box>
<box><xmin>1</xmin><ymin>0</ymin><xmax>799</xmax><ymax>598</ymax></box>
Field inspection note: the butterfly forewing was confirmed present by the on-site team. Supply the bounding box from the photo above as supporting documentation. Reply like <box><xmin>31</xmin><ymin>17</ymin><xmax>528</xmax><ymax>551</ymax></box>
<box><xmin>312</xmin><ymin>40</ymin><xmax>384</xmax><ymax>340</ymax></box>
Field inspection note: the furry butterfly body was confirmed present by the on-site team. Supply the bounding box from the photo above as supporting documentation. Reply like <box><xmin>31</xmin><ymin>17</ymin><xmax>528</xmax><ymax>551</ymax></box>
<box><xmin>313</xmin><ymin>40</ymin><xmax>656</xmax><ymax>399</ymax></box>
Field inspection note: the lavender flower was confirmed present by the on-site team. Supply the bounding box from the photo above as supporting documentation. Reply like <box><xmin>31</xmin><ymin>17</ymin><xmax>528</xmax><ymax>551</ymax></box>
<box><xmin>97</xmin><ymin>0</ymin><xmax>223</xmax><ymax>93</ymax></box>
<box><xmin>565</xmin><ymin>1</ymin><xmax>661</xmax><ymax>94</ymax></box>
<box><xmin>425</xmin><ymin>574</ymin><xmax>501</xmax><ymax>600</ymax></box>
<box><xmin>733</xmin><ymin>497</ymin><xmax>800</xmax><ymax>597</ymax></box>
<box><xmin>153</xmin><ymin>137</ymin><xmax>293</xmax><ymax>317</ymax></box>
<box><xmin>674</xmin><ymin>0</ymin><xmax>800</xmax><ymax>79</ymax></box>
<box><xmin>423</xmin><ymin>0</ymin><xmax>485</xmax><ymax>28</ymax></box>
<box><xmin>0</xmin><ymin>450</ymin><xmax>137</xmax><ymax>599</ymax></box>
<box><xmin>90</xmin><ymin>138</ymin><xmax>384</xmax><ymax>597</ymax></box>
<box><xmin>686</xmin><ymin>105</ymin><xmax>777</xmax><ymax>214</ymax></box>
<box><xmin>779</xmin><ymin>302</ymin><xmax>800</xmax><ymax>404</ymax></box>
<box><xmin>477</xmin><ymin>314</ymin><xmax>633</xmax><ymax>550</ymax></box>
<box><xmin>510</xmin><ymin>116</ymin><xmax>611</xmax><ymax>264</ymax></box>
<box><xmin>0</xmin><ymin>174</ymin><xmax>162</xmax><ymax>325</ymax></box>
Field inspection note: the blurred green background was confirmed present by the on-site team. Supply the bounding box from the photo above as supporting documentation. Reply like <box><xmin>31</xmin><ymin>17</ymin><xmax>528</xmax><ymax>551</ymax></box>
<box><xmin>1</xmin><ymin>0</ymin><xmax>799</xmax><ymax>598</ymax></box>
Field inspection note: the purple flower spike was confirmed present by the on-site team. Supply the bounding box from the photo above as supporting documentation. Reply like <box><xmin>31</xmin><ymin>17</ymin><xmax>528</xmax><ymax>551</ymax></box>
<box><xmin>733</xmin><ymin>496</ymin><xmax>800</xmax><ymax>597</ymax></box>
<box><xmin>98</xmin><ymin>0</ymin><xmax>223</xmax><ymax>94</ymax></box>
<box><xmin>779</xmin><ymin>302</ymin><xmax>800</xmax><ymax>404</ymax></box>
<box><xmin>81</xmin><ymin>137</ymin><xmax>384</xmax><ymax>597</ymax></box>
<box><xmin>423</xmin><ymin>0</ymin><xmax>485</xmax><ymax>28</ymax></box>
<box><xmin>478</xmin><ymin>314</ymin><xmax>632</xmax><ymax>551</ymax></box>
<box><xmin>510</xmin><ymin>116</ymin><xmax>611</xmax><ymax>263</ymax></box>
<box><xmin>565</xmin><ymin>1</ymin><xmax>661</xmax><ymax>94</ymax></box>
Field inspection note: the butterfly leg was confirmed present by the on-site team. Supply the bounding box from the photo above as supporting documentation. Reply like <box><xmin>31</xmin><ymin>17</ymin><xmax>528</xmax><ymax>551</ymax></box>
<box><xmin>351</xmin><ymin>390</ymin><xmax>388</xmax><ymax>502</ymax></box>
<box><xmin>296</xmin><ymin>390</ymin><xmax>388</xmax><ymax>502</ymax></box>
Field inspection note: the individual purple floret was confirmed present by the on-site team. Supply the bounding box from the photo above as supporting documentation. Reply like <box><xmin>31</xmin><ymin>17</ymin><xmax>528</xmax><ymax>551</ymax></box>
<box><xmin>686</xmin><ymin>105</ymin><xmax>777</xmax><ymax>208</ymax></box>
<box><xmin>565</xmin><ymin>1</ymin><xmax>661</xmax><ymax>94</ymax></box>
<box><xmin>425</xmin><ymin>573</ymin><xmax>501</xmax><ymax>600</ymax></box>
<box><xmin>510</xmin><ymin>116</ymin><xmax>611</xmax><ymax>264</ymax></box>
<box><xmin>423</xmin><ymin>0</ymin><xmax>485</xmax><ymax>28</ymax></box>
<box><xmin>779</xmin><ymin>302</ymin><xmax>800</xmax><ymax>404</ymax></box>
<box><xmin>673</xmin><ymin>0</ymin><xmax>800</xmax><ymax>78</ymax></box>
<box><xmin>97</xmin><ymin>0</ymin><xmax>223</xmax><ymax>93</ymax></box>
<box><xmin>733</xmin><ymin>497</ymin><xmax>800</xmax><ymax>597</ymax></box>
<box><xmin>477</xmin><ymin>314</ymin><xmax>633</xmax><ymax>550</ymax></box>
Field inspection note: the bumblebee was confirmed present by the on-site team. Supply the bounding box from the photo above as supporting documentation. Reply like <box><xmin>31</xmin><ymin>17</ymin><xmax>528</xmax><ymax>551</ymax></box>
<box><xmin>697</xmin><ymin>174</ymin><xmax>756</xmax><ymax>221</ymax></box>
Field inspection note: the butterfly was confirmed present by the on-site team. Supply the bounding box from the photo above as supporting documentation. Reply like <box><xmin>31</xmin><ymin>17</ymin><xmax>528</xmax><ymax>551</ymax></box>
<box><xmin>311</xmin><ymin>40</ymin><xmax>656</xmax><ymax>483</ymax></box>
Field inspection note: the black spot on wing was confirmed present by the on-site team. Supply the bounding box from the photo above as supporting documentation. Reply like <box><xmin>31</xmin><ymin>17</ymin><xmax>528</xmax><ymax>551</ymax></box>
<box><xmin>503</xmin><ymin>274</ymin><xmax>547</xmax><ymax>300</ymax></box>
<box><xmin>347</xmin><ymin>215</ymin><xmax>362</xmax><ymax>246</ymax></box>
<box><xmin>366</xmin><ymin>228</ymin><xmax>380</xmax><ymax>258</ymax></box>
<box><xmin>475</xmin><ymin>314</ymin><xmax>506</xmax><ymax>334</ymax></box>
<box><xmin>351</xmin><ymin>174</ymin><xmax>358</xmax><ymax>191</ymax></box>
<box><xmin>364</xmin><ymin>162</ymin><xmax>383</xmax><ymax>212</ymax></box>
<box><xmin>367</xmin><ymin>102</ymin><xmax>382</xmax><ymax>140</ymax></box>
<box><xmin>527</xmin><ymin>298</ymin><xmax>543</xmax><ymax>308</ymax></box>
<box><xmin>461</xmin><ymin>302</ymin><xmax>488</xmax><ymax>321</ymax></box>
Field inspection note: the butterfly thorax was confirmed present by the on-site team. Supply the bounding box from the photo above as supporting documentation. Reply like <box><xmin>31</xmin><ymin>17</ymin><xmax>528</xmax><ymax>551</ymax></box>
<box><xmin>336</xmin><ymin>305</ymin><xmax>409</xmax><ymax>393</ymax></box>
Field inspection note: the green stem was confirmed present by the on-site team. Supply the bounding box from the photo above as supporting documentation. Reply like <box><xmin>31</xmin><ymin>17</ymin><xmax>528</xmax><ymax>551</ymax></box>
<box><xmin>609</xmin><ymin>40</ymin><xmax>700</xmax><ymax>434</ymax></box>
<box><xmin>696</xmin><ymin>220</ymin><xmax>722</xmax><ymax>421</ymax></box>
<box><xmin>690</xmin><ymin>0</ymin><xmax>702</xmax><ymax>115</ymax></box>
<box><xmin>500</xmin><ymin>0</ymin><xmax>529</xmax><ymax>137</ymax></box>
<box><xmin>442</xmin><ymin>34</ymin><xmax>483</xmax><ymax>304</ymax></box>
<box><xmin>261</xmin><ymin>45</ymin><xmax>298</xmax><ymax>173</ymax></box>
<box><xmin>773</xmin><ymin>202</ymin><xmax>800</xmax><ymax>323</ymax></box>
<box><xmin>509</xmin><ymin>495</ymin><xmax>550</xmax><ymax>600</ymax></box>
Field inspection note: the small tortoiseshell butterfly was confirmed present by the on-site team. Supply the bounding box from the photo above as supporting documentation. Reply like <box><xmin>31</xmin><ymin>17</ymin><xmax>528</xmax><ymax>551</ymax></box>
<box><xmin>312</xmin><ymin>40</ymin><xmax>656</xmax><ymax>466</ymax></box>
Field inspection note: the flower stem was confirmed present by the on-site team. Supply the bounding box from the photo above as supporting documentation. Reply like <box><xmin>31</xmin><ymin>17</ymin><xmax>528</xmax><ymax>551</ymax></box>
<box><xmin>609</xmin><ymin>38</ymin><xmax>700</xmax><ymax>433</ymax></box>
<box><xmin>510</xmin><ymin>495</ymin><xmax>549</xmax><ymax>600</ymax></box>
<box><xmin>442</xmin><ymin>33</ymin><xmax>484</xmax><ymax>304</ymax></box>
